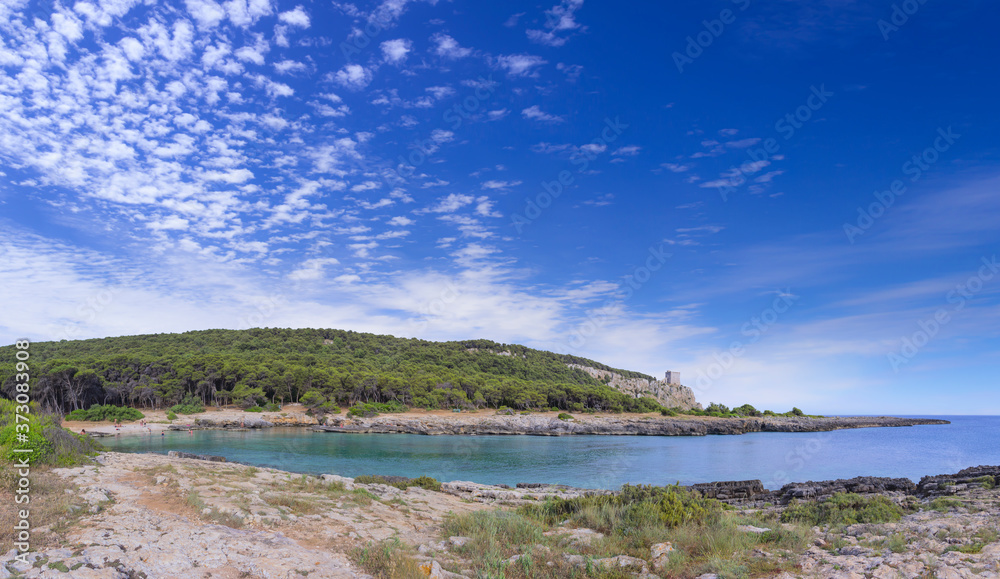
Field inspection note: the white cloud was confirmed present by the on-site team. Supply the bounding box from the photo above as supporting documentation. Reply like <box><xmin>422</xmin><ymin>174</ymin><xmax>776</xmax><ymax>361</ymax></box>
<box><xmin>274</xmin><ymin>59</ymin><xmax>307</xmax><ymax>74</ymax></box>
<box><xmin>333</xmin><ymin>64</ymin><xmax>372</xmax><ymax>89</ymax></box>
<box><xmin>475</xmin><ymin>196</ymin><xmax>502</xmax><ymax>218</ymax></box>
<box><xmin>427</xmin><ymin>193</ymin><xmax>474</xmax><ymax>213</ymax></box>
<box><xmin>481</xmin><ymin>180</ymin><xmax>522</xmax><ymax>190</ymax></box>
<box><xmin>425</xmin><ymin>85</ymin><xmax>455</xmax><ymax>100</ymax></box>
<box><xmin>661</xmin><ymin>163</ymin><xmax>690</xmax><ymax>173</ymax></box>
<box><xmin>388</xmin><ymin>216</ymin><xmax>414</xmax><ymax>226</ymax></box>
<box><xmin>278</xmin><ymin>5</ymin><xmax>310</xmax><ymax>27</ymax></box>
<box><xmin>579</xmin><ymin>143</ymin><xmax>606</xmax><ymax>156</ymax></box>
<box><xmin>380</xmin><ymin>38</ymin><xmax>411</xmax><ymax>64</ymax></box>
<box><xmin>526</xmin><ymin>0</ymin><xmax>586</xmax><ymax>47</ymax></box>
<box><xmin>495</xmin><ymin>54</ymin><xmax>547</xmax><ymax>77</ymax></box>
<box><xmin>430</xmin><ymin>129</ymin><xmax>454</xmax><ymax>143</ymax></box>
<box><xmin>431</xmin><ymin>33</ymin><xmax>472</xmax><ymax>59</ymax></box>
<box><xmin>288</xmin><ymin>257</ymin><xmax>340</xmax><ymax>280</ymax></box>
<box><xmin>754</xmin><ymin>170</ymin><xmax>785</xmax><ymax>183</ymax></box>
<box><xmin>612</xmin><ymin>145</ymin><xmax>641</xmax><ymax>156</ymax></box>
<box><xmin>521</xmin><ymin>105</ymin><xmax>563</xmax><ymax>123</ymax></box>
<box><xmin>726</xmin><ymin>138</ymin><xmax>762</xmax><ymax>149</ymax></box>
<box><xmin>185</xmin><ymin>0</ymin><xmax>227</xmax><ymax>28</ymax></box>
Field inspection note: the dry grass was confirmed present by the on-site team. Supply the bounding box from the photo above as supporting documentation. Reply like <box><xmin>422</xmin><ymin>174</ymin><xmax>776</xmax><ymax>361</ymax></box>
<box><xmin>0</xmin><ymin>466</ymin><xmax>88</xmax><ymax>549</ymax></box>
<box><xmin>351</xmin><ymin>538</ymin><xmax>426</xmax><ymax>579</ymax></box>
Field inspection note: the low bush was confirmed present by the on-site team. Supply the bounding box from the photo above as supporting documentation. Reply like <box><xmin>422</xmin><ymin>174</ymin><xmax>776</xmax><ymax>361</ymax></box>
<box><xmin>348</xmin><ymin>401</ymin><xmax>407</xmax><ymax>418</ymax></box>
<box><xmin>65</xmin><ymin>405</ymin><xmax>144</xmax><ymax>422</ymax></box>
<box><xmin>781</xmin><ymin>493</ymin><xmax>903</xmax><ymax>526</ymax></box>
<box><xmin>973</xmin><ymin>475</ymin><xmax>995</xmax><ymax>490</ymax></box>
<box><xmin>244</xmin><ymin>406</ymin><xmax>263</xmax><ymax>412</ymax></box>
<box><xmin>557</xmin><ymin>413</ymin><xmax>573</xmax><ymax>421</ymax></box>
<box><xmin>169</xmin><ymin>394</ymin><xmax>205</xmax><ymax>415</ymax></box>
<box><xmin>263</xmin><ymin>402</ymin><xmax>280</xmax><ymax>412</ymax></box>
<box><xmin>351</xmin><ymin>538</ymin><xmax>424</xmax><ymax>579</ymax></box>
<box><xmin>353</xmin><ymin>474</ymin><xmax>442</xmax><ymax>492</ymax></box>
<box><xmin>927</xmin><ymin>497</ymin><xmax>963</xmax><ymax>512</ymax></box>
<box><xmin>525</xmin><ymin>484</ymin><xmax>725</xmax><ymax>531</ymax></box>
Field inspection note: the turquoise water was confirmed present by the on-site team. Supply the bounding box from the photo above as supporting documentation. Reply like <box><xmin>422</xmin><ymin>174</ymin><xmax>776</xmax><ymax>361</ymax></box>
<box><xmin>102</xmin><ymin>416</ymin><xmax>1000</xmax><ymax>490</ymax></box>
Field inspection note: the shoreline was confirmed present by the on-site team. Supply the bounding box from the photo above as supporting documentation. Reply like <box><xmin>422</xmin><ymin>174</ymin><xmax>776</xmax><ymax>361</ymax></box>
<box><xmin>67</xmin><ymin>404</ymin><xmax>950</xmax><ymax>438</ymax></box>
<box><xmin>5</xmin><ymin>451</ymin><xmax>996</xmax><ymax>578</ymax></box>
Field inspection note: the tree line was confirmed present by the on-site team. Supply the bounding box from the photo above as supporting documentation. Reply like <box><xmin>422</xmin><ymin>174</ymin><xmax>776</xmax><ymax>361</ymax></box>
<box><xmin>0</xmin><ymin>328</ymin><xmax>665</xmax><ymax>415</ymax></box>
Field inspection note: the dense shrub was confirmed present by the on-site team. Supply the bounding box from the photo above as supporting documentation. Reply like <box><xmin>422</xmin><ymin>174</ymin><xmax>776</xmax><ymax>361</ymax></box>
<box><xmin>65</xmin><ymin>405</ymin><xmax>144</xmax><ymax>422</ymax></box>
<box><xmin>525</xmin><ymin>484</ymin><xmax>725</xmax><ymax>531</ymax></box>
<box><xmin>0</xmin><ymin>400</ymin><xmax>100</xmax><ymax>466</ymax></box>
<box><xmin>557</xmin><ymin>413</ymin><xmax>573</xmax><ymax>421</ymax></box>
<box><xmin>733</xmin><ymin>404</ymin><xmax>761</xmax><ymax>417</ymax></box>
<box><xmin>244</xmin><ymin>406</ymin><xmax>263</xmax><ymax>412</ymax></box>
<box><xmin>348</xmin><ymin>401</ymin><xmax>407</xmax><ymax>418</ymax></box>
<box><xmin>781</xmin><ymin>493</ymin><xmax>903</xmax><ymax>526</ymax></box>
<box><xmin>169</xmin><ymin>394</ymin><xmax>205</xmax><ymax>415</ymax></box>
<box><xmin>166</xmin><ymin>411</ymin><xmax>177</xmax><ymax>420</ymax></box>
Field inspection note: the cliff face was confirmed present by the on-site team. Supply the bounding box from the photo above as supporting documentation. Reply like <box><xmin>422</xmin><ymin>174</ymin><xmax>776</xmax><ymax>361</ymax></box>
<box><xmin>566</xmin><ymin>364</ymin><xmax>702</xmax><ymax>410</ymax></box>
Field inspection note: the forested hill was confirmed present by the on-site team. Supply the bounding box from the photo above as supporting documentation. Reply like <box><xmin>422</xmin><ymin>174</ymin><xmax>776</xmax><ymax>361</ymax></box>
<box><xmin>0</xmin><ymin>328</ymin><xmax>665</xmax><ymax>415</ymax></box>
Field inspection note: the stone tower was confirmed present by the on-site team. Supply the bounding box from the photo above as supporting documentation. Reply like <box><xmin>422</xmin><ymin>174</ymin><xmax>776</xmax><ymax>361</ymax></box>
<box><xmin>664</xmin><ymin>371</ymin><xmax>681</xmax><ymax>385</ymax></box>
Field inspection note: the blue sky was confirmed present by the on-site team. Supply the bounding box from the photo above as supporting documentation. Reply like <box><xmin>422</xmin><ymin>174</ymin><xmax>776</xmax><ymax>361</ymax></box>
<box><xmin>1</xmin><ymin>0</ymin><xmax>998</xmax><ymax>414</ymax></box>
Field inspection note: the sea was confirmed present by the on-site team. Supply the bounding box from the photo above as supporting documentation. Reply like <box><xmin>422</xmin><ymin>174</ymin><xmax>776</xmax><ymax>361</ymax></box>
<box><xmin>101</xmin><ymin>415</ymin><xmax>1000</xmax><ymax>490</ymax></box>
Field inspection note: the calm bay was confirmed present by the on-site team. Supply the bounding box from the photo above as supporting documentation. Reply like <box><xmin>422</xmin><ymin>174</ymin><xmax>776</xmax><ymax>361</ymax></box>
<box><xmin>102</xmin><ymin>415</ymin><xmax>1000</xmax><ymax>489</ymax></box>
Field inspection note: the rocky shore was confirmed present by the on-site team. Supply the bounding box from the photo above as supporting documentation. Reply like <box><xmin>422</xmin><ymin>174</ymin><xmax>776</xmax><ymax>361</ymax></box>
<box><xmin>2</xmin><ymin>451</ymin><xmax>997</xmax><ymax>579</ymax></box>
<box><xmin>312</xmin><ymin>414</ymin><xmax>949</xmax><ymax>436</ymax></box>
<box><xmin>65</xmin><ymin>405</ymin><xmax>949</xmax><ymax>439</ymax></box>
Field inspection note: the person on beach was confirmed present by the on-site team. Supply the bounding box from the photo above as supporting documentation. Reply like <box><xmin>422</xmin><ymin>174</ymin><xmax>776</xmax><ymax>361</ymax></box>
<box><xmin>80</xmin><ymin>429</ymin><xmax>86</xmax><ymax>435</ymax></box>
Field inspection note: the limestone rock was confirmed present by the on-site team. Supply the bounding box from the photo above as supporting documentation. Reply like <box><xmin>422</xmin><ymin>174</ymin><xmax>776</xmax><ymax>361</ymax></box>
<box><xmin>566</xmin><ymin>364</ymin><xmax>701</xmax><ymax>410</ymax></box>
<box><xmin>594</xmin><ymin>555</ymin><xmax>649</xmax><ymax>574</ymax></box>
<box><xmin>650</xmin><ymin>542</ymin><xmax>674</xmax><ymax>569</ymax></box>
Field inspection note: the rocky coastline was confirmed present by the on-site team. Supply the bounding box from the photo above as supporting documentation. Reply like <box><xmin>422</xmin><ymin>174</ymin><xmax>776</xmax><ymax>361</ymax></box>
<box><xmin>66</xmin><ymin>404</ymin><xmax>949</xmax><ymax>439</ymax></box>
<box><xmin>310</xmin><ymin>414</ymin><xmax>949</xmax><ymax>436</ymax></box>
<box><xmin>3</xmin><ymin>451</ymin><xmax>997</xmax><ymax>579</ymax></box>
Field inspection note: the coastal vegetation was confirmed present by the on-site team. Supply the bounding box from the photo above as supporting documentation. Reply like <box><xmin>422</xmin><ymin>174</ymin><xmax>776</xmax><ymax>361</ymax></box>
<box><xmin>64</xmin><ymin>404</ymin><xmax>144</xmax><ymax>422</ymax></box>
<box><xmin>440</xmin><ymin>484</ymin><xmax>810</xmax><ymax>578</ymax></box>
<box><xmin>0</xmin><ymin>399</ymin><xmax>100</xmax><ymax>465</ymax></box>
<box><xmin>780</xmin><ymin>492</ymin><xmax>904</xmax><ymax>526</ymax></box>
<box><xmin>0</xmin><ymin>328</ymin><xmax>669</xmax><ymax>415</ymax></box>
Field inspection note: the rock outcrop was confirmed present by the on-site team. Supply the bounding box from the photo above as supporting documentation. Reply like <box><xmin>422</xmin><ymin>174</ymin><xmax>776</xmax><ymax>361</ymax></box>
<box><xmin>690</xmin><ymin>480</ymin><xmax>765</xmax><ymax>501</ymax></box>
<box><xmin>567</xmin><ymin>364</ymin><xmax>702</xmax><ymax>410</ymax></box>
<box><xmin>917</xmin><ymin>465</ymin><xmax>1000</xmax><ymax>497</ymax></box>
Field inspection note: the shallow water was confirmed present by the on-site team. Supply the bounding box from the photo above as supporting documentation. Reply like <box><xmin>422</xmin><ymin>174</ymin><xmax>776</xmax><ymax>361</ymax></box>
<box><xmin>102</xmin><ymin>416</ymin><xmax>1000</xmax><ymax>490</ymax></box>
